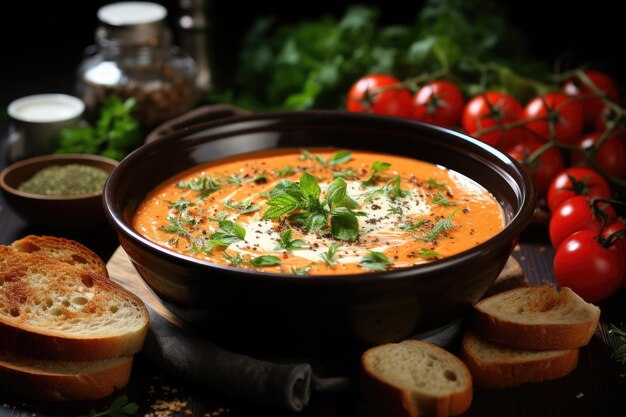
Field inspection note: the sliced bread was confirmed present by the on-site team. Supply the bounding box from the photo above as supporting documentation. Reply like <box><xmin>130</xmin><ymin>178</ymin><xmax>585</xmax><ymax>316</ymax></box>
<box><xmin>0</xmin><ymin>246</ymin><xmax>149</xmax><ymax>361</ymax></box>
<box><xmin>10</xmin><ymin>235</ymin><xmax>109</xmax><ymax>278</ymax></box>
<box><xmin>0</xmin><ymin>352</ymin><xmax>133</xmax><ymax>401</ymax></box>
<box><xmin>472</xmin><ymin>286</ymin><xmax>600</xmax><ymax>350</ymax></box>
<box><xmin>459</xmin><ymin>331</ymin><xmax>579</xmax><ymax>389</ymax></box>
<box><xmin>361</xmin><ymin>340</ymin><xmax>472</xmax><ymax>417</ymax></box>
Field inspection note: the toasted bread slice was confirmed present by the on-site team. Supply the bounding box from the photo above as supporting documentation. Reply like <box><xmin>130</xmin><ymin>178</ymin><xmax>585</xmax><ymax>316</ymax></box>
<box><xmin>459</xmin><ymin>331</ymin><xmax>579</xmax><ymax>389</ymax></box>
<box><xmin>10</xmin><ymin>235</ymin><xmax>109</xmax><ymax>278</ymax></box>
<box><xmin>472</xmin><ymin>286</ymin><xmax>600</xmax><ymax>350</ymax></box>
<box><xmin>0</xmin><ymin>247</ymin><xmax>149</xmax><ymax>361</ymax></box>
<box><xmin>0</xmin><ymin>352</ymin><xmax>132</xmax><ymax>401</ymax></box>
<box><xmin>361</xmin><ymin>340</ymin><xmax>472</xmax><ymax>417</ymax></box>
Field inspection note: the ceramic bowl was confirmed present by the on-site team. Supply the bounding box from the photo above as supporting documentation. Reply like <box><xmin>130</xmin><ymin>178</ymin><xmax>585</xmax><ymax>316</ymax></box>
<box><xmin>0</xmin><ymin>153</ymin><xmax>119</xmax><ymax>232</ymax></box>
<box><xmin>103</xmin><ymin>110</ymin><xmax>536</xmax><ymax>356</ymax></box>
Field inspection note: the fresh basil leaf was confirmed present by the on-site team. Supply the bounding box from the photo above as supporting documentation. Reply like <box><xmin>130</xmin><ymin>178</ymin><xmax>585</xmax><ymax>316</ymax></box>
<box><xmin>248</xmin><ymin>255</ymin><xmax>282</xmax><ymax>267</ymax></box>
<box><xmin>328</xmin><ymin>150</ymin><xmax>352</xmax><ymax>166</ymax></box>
<box><xmin>217</xmin><ymin>220</ymin><xmax>246</xmax><ymax>240</ymax></box>
<box><xmin>277</xmin><ymin>165</ymin><xmax>295</xmax><ymax>177</ymax></box>
<box><xmin>326</xmin><ymin>177</ymin><xmax>347</xmax><ymax>206</ymax></box>
<box><xmin>359</xmin><ymin>251</ymin><xmax>392</xmax><ymax>271</ymax></box>
<box><xmin>263</xmin><ymin>194</ymin><xmax>301</xmax><ymax>219</ymax></box>
<box><xmin>275</xmin><ymin>229</ymin><xmax>308</xmax><ymax>252</ymax></box>
<box><xmin>330</xmin><ymin>207</ymin><xmax>359</xmax><ymax>241</ymax></box>
<box><xmin>268</xmin><ymin>179</ymin><xmax>302</xmax><ymax>198</ymax></box>
<box><xmin>299</xmin><ymin>172</ymin><xmax>321</xmax><ymax>199</ymax></box>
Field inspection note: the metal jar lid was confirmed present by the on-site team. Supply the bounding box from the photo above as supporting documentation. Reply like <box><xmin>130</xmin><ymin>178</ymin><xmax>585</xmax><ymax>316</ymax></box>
<box><xmin>96</xmin><ymin>1</ymin><xmax>169</xmax><ymax>47</ymax></box>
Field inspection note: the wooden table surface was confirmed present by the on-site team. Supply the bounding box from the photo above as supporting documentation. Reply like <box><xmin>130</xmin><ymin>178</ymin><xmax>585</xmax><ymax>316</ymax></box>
<box><xmin>1</xmin><ymin>137</ymin><xmax>625</xmax><ymax>417</ymax></box>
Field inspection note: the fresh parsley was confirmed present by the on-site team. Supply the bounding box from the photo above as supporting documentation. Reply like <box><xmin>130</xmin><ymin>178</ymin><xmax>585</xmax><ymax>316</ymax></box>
<box><xmin>275</xmin><ymin>229</ymin><xmax>308</xmax><ymax>252</ymax></box>
<box><xmin>359</xmin><ymin>251</ymin><xmax>392</xmax><ymax>271</ymax></box>
<box><xmin>177</xmin><ymin>175</ymin><xmax>222</xmax><ymax>198</ymax></box>
<box><xmin>320</xmin><ymin>243</ymin><xmax>341</xmax><ymax>266</ymax></box>
<box><xmin>79</xmin><ymin>395</ymin><xmax>139</xmax><ymax>417</ymax></box>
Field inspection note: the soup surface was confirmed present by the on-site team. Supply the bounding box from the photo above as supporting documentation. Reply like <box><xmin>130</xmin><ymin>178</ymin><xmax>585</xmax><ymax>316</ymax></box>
<box><xmin>133</xmin><ymin>148</ymin><xmax>505</xmax><ymax>275</ymax></box>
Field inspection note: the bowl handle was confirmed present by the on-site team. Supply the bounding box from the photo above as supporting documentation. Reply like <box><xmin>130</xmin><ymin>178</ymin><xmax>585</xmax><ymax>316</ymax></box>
<box><xmin>144</xmin><ymin>104</ymin><xmax>251</xmax><ymax>144</ymax></box>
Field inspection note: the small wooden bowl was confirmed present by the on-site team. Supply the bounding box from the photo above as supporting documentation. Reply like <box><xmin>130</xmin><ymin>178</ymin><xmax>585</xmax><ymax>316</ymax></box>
<box><xmin>0</xmin><ymin>154</ymin><xmax>119</xmax><ymax>232</ymax></box>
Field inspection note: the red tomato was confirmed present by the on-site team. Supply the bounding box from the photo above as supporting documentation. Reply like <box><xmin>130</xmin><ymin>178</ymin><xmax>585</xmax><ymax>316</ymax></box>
<box><xmin>554</xmin><ymin>229</ymin><xmax>624</xmax><ymax>303</ymax></box>
<box><xmin>522</xmin><ymin>92</ymin><xmax>583</xmax><ymax>144</ymax></box>
<box><xmin>411</xmin><ymin>80</ymin><xmax>465</xmax><ymax>127</ymax></box>
<box><xmin>346</xmin><ymin>74</ymin><xmax>412</xmax><ymax>118</ymax></box>
<box><xmin>570</xmin><ymin>132</ymin><xmax>626</xmax><ymax>179</ymax></box>
<box><xmin>602</xmin><ymin>220</ymin><xmax>626</xmax><ymax>287</ymax></box>
<box><xmin>562</xmin><ymin>70</ymin><xmax>620</xmax><ymax>129</ymax></box>
<box><xmin>546</xmin><ymin>167</ymin><xmax>612</xmax><ymax>213</ymax></box>
<box><xmin>461</xmin><ymin>91</ymin><xmax>522</xmax><ymax>147</ymax></box>
<box><xmin>549</xmin><ymin>195</ymin><xmax>616</xmax><ymax>248</ymax></box>
<box><xmin>501</xmin><ymin>131</ymin><xmax>565</xmax><ymax>196</ymax></box>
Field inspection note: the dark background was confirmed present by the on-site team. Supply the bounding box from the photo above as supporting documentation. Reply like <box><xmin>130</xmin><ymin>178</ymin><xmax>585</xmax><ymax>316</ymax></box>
<box><xmin>1</xmin><ymin>0</ymin><xmax>625</xmax><ymax>116</ymax></box>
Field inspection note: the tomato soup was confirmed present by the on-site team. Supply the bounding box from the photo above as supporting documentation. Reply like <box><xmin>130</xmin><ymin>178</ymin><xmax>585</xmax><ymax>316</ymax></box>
<box><xmin>132</xmin><ymin>149</ymin><xmax>505</xmax><ymax>275</ymax></box>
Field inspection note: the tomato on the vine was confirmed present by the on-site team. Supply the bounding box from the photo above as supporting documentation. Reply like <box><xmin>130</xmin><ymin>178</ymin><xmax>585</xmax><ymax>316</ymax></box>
<box><xmin>410</xmin><ymin>80</ymin><xmax>465</xmax><ymax>128</ymax></box>
<box><xmin>562</xmin><ymin>70</ymin><xmax>620</xmax><ymax>129</ymax></box>
<box><xmin>548</xmin><ymin>195</ymin><xmax>616</xmax><ymax>248</ymax></box>
<box><xmin>546</xmin><ymin>167</ymin><xmax>612</xmax><ymax>213</ymax></box>
<box><xmin>602</xmin><ymin>220</ymin><xmax>626</xmax><ymax>287</ymax></box>
<box><xmin>570</xmin><ymin>132</ymin><xmax>626</xmax><ymax>179</ymax></box>
<box><xmin>501</xmin><ymin>131</ymin><xmax>564</xmax><ymax>196</ymax></box>
<box><xmin>522</xmin><ymin>92</ymin><xmax>583</xmax><ymax>144</ymax></box>
<box><xmin>461</xmin><ymin>91</ymin><xmax>522</xmax><ymax>147</ymax></box>
<box><xmin>553</xmin><ymin>229</ymin><xmax>624</xmax><ymax>303</ymax></box>
<box><xmin>346</xmin><ymin>74</ymin><xmax>412</xmax><ymax>118</ymax></box>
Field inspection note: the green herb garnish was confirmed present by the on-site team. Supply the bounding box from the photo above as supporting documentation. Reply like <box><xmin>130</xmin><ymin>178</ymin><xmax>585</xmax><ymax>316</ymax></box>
<box><xmin>320</xmin><ymin>243</ymin><xmax>341</xmax><ymax>267</ymax></box>
<box><xmin>177</xmin><ymin>175</ymin><xmax>222</xmax><ymax>198</ymax></box>
<box><xmin>275</xmin><ymin>229</ymin><xmax>308</xmax><ymax>252</ymax></box>
<box><xmin>79</xmin><ymin>395</ymin><xmax>139</xmax><ymax>417</ymax></box>
<box><xmin>418</xmin><ymin>249</ymin><xmax>443</xmax><ymax>260</ymax></box>
<box><xmin>359</xmin><ymin>251</ymin><xmax>392</xmax><ymax>271</ymax></box>
<box><xmin>431</xmin><ymin>191</ymin><xmax>454</xmax><ymax>207</ymax></box>
<box><xmin>361</xmin><ymin>176</ymin><xmax>411</xmax><ymax>202</ymax></box>
<box><xmin>206</xmin><ymin>219</ymin><xmax>246</xmax><ymax>248</ymax></box>
<box><xmin>223</xmin><ymin>199</ymin><xmax>261</xmax><ymax>213</ymax></box>
<box><xmin>300</xmin><ymin>149</ymin><xmax>352</xmax><ymax>167</ymax></box>
<box><xmin>222</xmin><ymin>251</ymin><xmax>281</xmax><ymax>268</ymax></box>
<box><xmin>422</xmin><ymin>208</ymin><xmax>462</xmax><ymax>242</ymax></box>
<box><xmin>332</xmin><ymin>167</ymin><xmax>358</xmax><ymax>179</ymax></box>
<box><xmin>401</xmin><ymin>219</ymin><xmax>424</xmax><ymax>232</ymax></box>
<box><xmin>426</xmin><ymin>177</ymin><xmax>448</xmax><ymax>190</ymax></box>
<box><xmin>277</xmin><ymin>165</ymin><xmax>296</xmax><ymax>177</ymax></box>
<box><xmin>291</xmin><ymin>265</ymin><xmax>313</xmax><ymax>275</ymax></box>
<box><xmin>362</xmin><ymin>161</ymin><xmax>391</xmax><ymax>186</ymax></box>
<box><xmin>159</xmin><ymin>216</ymin><xmax>190</xmax><ymax>237</ymax></box>
<box><xmin>263</xmin><ymin>173</ymin><xmax>362</xmax><ymax>241</ymax></box>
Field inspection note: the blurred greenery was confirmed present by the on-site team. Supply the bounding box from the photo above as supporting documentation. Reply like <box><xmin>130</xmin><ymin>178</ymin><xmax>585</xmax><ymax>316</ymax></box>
<box><xmin>211</xmin><ymin>0</ymin><xmax>552</xmax><ymax>111</ymax></box>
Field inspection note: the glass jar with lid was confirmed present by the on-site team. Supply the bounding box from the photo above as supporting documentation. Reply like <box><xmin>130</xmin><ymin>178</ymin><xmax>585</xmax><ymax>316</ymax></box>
<box><xmin>76</xmin><ymin>1</ymin><xmax>198</xmax><ymax>130</ymax></box>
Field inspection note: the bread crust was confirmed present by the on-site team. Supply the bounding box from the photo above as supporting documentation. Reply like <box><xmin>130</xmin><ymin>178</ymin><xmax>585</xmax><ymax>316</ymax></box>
<box><xmin>459</xmin><ymin>332</ymin><xmax>579</xmax><ymax>389</ymax></box>
<box><xmin>361</xmin><ymin>340</ymin><xmax>473</xmax><ymax>417</ymax></box>
<box><xmin>10</xmin><ymin>235</ymin><xmax>109</xmax><ymax>278</ymax></box>
<box><xmin>0</xmin><ymin>249</ymin><xmax>149</xmax><ymax>361</ymax></box>
<box><xmin>472</xmin><ymin>286</ymin><xmax>600</xmax><ymax>350</ymax></box>
<box><xmin>0</xmin><ymin>354</ymin><xmax>132</xmax><ymax>401</ymax></box>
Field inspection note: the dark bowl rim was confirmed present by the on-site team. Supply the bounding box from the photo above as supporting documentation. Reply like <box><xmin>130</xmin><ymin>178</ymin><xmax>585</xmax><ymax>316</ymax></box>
<box><xmin>0</xmin><ymin>153</ymin><xmax>119</xmax><ymax>201</ymax></box>
<box><xmin>104</xmin><ymin>109</ymin><xmax>537</xmax><ymax>284</ymax></box>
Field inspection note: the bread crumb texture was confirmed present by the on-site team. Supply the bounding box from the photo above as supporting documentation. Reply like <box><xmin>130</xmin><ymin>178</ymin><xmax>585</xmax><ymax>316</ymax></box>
<box><xmin>363</xmin><ymin>341</ymin><xmax>470</xmax><ymax>395</ymax></box>
<box><xmin>0</xmin><ymin>249</ymin><xmax>146</xmax><ymax>337</ymax></box>
<box><xmin>477</xmin><ymin>286</ymin><xmax>595</xmax><ymax>324</ymax></box>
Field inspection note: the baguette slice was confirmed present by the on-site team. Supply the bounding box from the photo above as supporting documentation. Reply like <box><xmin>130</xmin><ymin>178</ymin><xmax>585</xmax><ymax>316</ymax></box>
<box><xmin>361</xmin><ymin>340</ymin><xmax>472</xmax><ymax>417</ymax></box>
<box><xmin>473</xmin><ymin>286</ymin><xmax>600</xmax><ymax>350</ymax></box>
<box><xmin>0</xmin><ymin>352</ymin><xmax>133</xmax><ymax>401</ymax></box>
<box><xmin>0</xmin><ymin>247</ymin><xmax>149</xmax><ymax>361</ymax></box>
<box><xmin>10</xmin><ymin>235</ymin><xmax>109</xmax><ymax>278</ymax></box>
<box><xmin>460</xmin><ymin>331</ymin><xmax>579</xmax><ymax>389</ymax></box>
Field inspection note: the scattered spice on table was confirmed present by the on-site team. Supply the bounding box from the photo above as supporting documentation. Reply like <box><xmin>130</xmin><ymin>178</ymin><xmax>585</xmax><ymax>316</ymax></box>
<box><xmin>17</xmin><ymin>164</ymin><xmax>109</xmax><ymax>196</ymax></box>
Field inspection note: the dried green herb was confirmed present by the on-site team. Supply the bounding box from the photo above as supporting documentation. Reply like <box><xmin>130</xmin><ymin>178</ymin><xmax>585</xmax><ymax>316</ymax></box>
<box><xmin>18</xmin><ymin>164</ymin><xmax>108</xmax><ymax>196</ymax></box>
